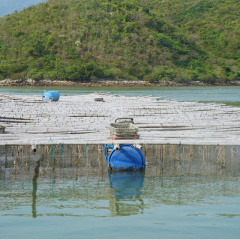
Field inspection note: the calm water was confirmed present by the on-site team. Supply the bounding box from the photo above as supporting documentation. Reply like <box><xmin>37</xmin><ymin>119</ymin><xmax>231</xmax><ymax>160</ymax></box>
<box><xmin>0</xmin><ymin>85</ymin><xmax>240</xmax><ymax>102</ymax></box>
<box><xmin>1</xmin><ymin>86</ymin><xmax>240</xmax><ymax>238</ymax></box>
<box><xmin>0</xmin><ymin>169</ymin><xmax>240</xmax><ymax>239</ymax></box>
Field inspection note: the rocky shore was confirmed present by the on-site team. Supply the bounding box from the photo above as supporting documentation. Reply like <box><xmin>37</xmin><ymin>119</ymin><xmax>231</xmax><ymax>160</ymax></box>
<box><xmin>0</xmin><ymin>79</ymin><xmax>240</xmax><ymax>87</ymax></box>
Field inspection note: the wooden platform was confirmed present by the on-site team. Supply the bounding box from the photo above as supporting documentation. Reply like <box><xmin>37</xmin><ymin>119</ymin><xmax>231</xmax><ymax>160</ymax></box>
<box><xmin>0</xmin><ymin>93</ymin><xmax>240</xmax><ymax>146</ymax></box>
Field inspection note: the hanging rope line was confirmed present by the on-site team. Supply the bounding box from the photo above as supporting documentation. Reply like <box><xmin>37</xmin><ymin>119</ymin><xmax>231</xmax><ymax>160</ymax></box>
<box><xmin>177</xmin><ymin>141</ymin><xmax>182</xmax><ymax>167</ymax></box>
<box><xmin>56</xmin><ymin>143</ymin><xmax>65</xmax><ymax>168</ymax></box>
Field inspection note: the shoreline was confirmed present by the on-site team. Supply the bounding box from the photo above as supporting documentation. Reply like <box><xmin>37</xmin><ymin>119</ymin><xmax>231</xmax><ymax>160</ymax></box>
<box><xmin>1</xmin><ymin>79</ymin><xmax>240</xmax><ymax>87</ymax></box>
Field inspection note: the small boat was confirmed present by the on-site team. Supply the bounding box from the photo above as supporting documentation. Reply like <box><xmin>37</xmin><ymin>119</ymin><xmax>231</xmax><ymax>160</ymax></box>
<box><xmin>104</xmin><ymin>144</ymin><xmax>145</xmax><ymax>171</ymax></box>
<box><xmin>42</xmin><ymin>91</ymin><xmax>60</xmax><ymax>102</ymax></box>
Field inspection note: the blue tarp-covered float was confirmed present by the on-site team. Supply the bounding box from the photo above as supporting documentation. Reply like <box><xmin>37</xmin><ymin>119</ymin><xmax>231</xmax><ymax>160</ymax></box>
<box><xmin>104</xmin><ymin>118</ymin><xmax>145</xmax><ymax>171</ymax></box>
<box><xmin>42</xmin><ymin>91</ymin><xmax>60</xmax><ymax>102</ymax></box>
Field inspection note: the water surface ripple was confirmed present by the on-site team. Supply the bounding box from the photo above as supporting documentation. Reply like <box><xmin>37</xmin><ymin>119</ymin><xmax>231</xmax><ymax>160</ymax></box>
<box><xmin>0</xmin><ymin>169</ymin><xmax>240</xmax><ymax>239</ymax></box>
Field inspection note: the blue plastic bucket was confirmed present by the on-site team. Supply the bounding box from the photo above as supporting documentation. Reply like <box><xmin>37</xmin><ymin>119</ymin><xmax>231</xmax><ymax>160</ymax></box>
<box><xmin>42</xmin><ymin>91</ymin><xmax>60</xmax><ymax>102</ymax></box>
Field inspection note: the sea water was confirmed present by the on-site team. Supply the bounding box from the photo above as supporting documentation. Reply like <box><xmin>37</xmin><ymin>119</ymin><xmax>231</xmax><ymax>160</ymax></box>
<box><xmin>0</xmin><ymin>86</ymin><xmax>240</xmax><ymax>102</ymax></box>
<box><xmin>0</xmin><ymin>168</ymin><xmax>240</xmax><ymax>239</ymax></box>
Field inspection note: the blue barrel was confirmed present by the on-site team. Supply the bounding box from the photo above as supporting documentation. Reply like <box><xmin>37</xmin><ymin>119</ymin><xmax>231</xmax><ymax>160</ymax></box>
<box><xmin>104</xmin><ymin>144</ymin><xmax>145</xmax><ymax>171</ymax></box>
<box><xmin>42</xmin><ymin>91</ymin><xmax>60</xmax><ymax>102</ymax></box>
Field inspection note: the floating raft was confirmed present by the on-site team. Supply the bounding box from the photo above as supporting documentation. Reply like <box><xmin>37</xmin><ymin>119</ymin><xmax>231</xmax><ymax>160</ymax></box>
<box><xmin>0</xmin><ymin>93</ymin><xmax>240</xmax><ymax>145</ymax></box>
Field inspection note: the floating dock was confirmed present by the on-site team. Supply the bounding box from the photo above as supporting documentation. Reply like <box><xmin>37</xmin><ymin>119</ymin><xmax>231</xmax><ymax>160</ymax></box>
<box><xmin>0</xmin><ymin>93</ymin><xmax>240</xmax><ymax>175</ymax></box>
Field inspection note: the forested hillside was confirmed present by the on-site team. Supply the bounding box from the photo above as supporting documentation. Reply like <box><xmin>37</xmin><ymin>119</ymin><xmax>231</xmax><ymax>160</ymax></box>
<box><xmin>0</xmin><ymin>0</ymin><xmax>239</xmax><ymax>84</ymax></box>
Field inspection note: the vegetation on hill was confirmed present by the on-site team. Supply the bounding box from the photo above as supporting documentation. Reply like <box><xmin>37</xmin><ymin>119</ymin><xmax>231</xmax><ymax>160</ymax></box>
<box><xmin>0</xmin><ymin>0</ymin><xmax>239</xmax><ymax>84</ymax></box>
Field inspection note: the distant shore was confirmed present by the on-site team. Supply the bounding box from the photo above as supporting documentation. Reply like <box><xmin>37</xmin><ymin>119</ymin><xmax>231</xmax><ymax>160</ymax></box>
<box><xmin>0</xmin><ymin>79</ymin><xmax>240</xmax><ymax>87</ymax></box>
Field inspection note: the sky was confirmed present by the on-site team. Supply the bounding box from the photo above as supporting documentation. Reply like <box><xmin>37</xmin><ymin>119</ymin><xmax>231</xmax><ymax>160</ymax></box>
<box><xmin>0</xmin><ymin>0</ymin><xmax>48</xmax><ymax>17</ymax></box>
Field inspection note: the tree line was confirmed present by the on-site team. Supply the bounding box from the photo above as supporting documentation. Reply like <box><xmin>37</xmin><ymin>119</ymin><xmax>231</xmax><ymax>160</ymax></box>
<box><xmin>0</xmin><ymin>0</ymin><xmax>239</xmax><ymax>84</ymax></box>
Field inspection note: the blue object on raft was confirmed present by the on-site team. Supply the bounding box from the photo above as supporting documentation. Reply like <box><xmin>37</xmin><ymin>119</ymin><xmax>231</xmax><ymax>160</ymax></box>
<box><xmin>42</xmin><ymin>91</ymin><xmax>60</xmax><ymax>102</ymax></box>
<box><xmin>104</xmin><ymin>144</ymin><xmax>145</xmax><ymax>171</ymax></box>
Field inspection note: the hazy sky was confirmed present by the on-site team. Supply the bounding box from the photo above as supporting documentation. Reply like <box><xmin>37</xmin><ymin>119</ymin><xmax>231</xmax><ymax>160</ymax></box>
<box><xmin>0</xmin><ymin>0</ymin><xmax>48</xmax><ymax>17</ymax></box>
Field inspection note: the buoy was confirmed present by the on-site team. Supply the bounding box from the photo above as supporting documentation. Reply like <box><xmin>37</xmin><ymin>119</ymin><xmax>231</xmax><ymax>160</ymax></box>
<box><xmin>104</xmin><ymin>144</ymin><xmax>145</xmax><ymax>171</ymax></box>
<box><xmin>42</xmin><ymin>91</ymin><xmax>60</xmax><ymax>102</ymax></box>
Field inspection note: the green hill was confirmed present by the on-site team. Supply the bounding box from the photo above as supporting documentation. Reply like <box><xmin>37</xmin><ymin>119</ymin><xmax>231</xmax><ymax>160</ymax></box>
<box><xmin>0</xmin><ymin>0</ymin><xmax>239</xmax><ymax>84</ymax></box>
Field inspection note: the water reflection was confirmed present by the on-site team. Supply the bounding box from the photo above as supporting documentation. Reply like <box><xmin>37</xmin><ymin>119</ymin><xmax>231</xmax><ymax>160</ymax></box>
<box><xmin>108</xmin><ymin>171</ymin><xmax>145</xmax><ymax>216</ymax></box>
<box><xmin>32</xmin><ymin>175</ymin><xmax>38</xmax><ymax>218</ymax></box>
<box><xmin>31</xmin><ymin>159</ymin><xmax>40</xmax><ymax>218</ymax></box>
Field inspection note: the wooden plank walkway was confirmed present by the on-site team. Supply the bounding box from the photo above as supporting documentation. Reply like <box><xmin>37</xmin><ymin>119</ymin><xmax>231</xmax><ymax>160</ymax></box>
<box><xmin>0</xmin><ymin>93</ymin><xmax>240</xmax><ymax>146</ymax></box>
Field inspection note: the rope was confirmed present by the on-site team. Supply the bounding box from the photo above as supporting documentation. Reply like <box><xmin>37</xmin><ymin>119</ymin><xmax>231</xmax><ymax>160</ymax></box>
<box><xmin>28</xmin><ymin>145</ymin><xmax>31</xmax><ymax>169</ymax></box>
<box><xmin>216</xmin><ymin>146</ymin><xmax>226</xmax><ymax>168</ymax></box>
<box><xmin>177</xmin><ymin>141</ymin><xmax>182</xmax><ymax>167</ymax></box>
<box><xmin>50</xmin><ymin>144</ymin><xmax>55</xmax><ymax>171</ymax></box>
<box><xmin>56</xmin><ymin>143</ymin><xmax>65</xmax><ymax>168</ymax></box>
<box><xmin>84</xmin><ymin>144</ymin><xmax>90</xmax><ymax>168</ymax></box>
<box><xmin>0</xmin><ymin>146</ymin><xmax>2</xmax><ymax>169</ymax></box>
<box><xmin>48</xmin><ymin>137</ymin><xmax>55</xmax><ymax>170</ymax></box>
<box><xmin>61</xmin><ymin>143</ymin><xmax>64</xmax><ymax>168</ymax></box>
<box><xmin>3</xmin><ymin>145</ymin><xmax>7</xmax><ymax>167</ymax></box>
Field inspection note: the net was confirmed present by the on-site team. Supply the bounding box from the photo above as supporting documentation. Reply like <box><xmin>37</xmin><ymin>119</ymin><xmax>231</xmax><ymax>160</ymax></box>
<box><xmin>110</xmin><ymin>118</ymin><xmax>139</xmax><ymax>139</ymax></box>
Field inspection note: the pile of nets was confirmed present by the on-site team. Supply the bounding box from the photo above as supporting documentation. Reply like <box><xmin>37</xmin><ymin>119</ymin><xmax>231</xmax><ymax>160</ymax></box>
<box><xmin>109</xmin><ymin>118</ymin><xmax>139</xmax><ymax>139</ymax></box>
